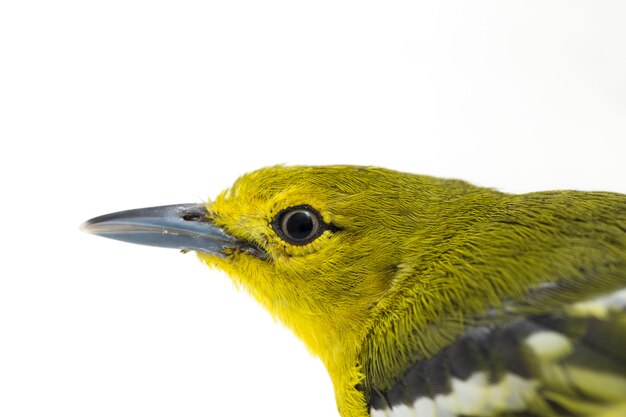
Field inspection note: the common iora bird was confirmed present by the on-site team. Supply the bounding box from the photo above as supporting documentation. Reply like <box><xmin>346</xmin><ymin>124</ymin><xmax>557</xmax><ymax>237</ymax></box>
<box><xmin>82</xmin><ymin>165</ymin><xmax>626</xmax><ymax>417</ymax></box>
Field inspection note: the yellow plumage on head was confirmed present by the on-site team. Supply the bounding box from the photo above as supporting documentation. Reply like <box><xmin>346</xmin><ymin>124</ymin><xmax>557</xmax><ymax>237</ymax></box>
<box><xmin>83</xmin><ymin>165</ymin><xmax>626</xmax><ymax>417</ymax></box>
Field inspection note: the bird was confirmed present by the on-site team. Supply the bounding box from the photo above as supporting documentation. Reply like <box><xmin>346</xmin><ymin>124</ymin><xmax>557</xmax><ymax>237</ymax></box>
<box><xmin>81</xmin><ymin>165</ymin><xmax>626</xmax><ymax>417</ymax></box>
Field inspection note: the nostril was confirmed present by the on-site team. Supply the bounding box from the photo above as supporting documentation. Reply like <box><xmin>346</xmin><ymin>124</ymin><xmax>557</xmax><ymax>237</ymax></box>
<box><xmin>182</xmin><ymin>213</ymin><xmax>203</xmax><ymax>222</ymax></box>
<box><xmin>179</xmin><ymin>204</ymin><xmax>211</xmax><ymax>223</ymax></box>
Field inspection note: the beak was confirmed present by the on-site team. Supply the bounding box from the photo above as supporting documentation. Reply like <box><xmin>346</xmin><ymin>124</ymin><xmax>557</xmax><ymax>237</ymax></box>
<box><xmin>80</xmin><ymin>203</ymin><xmax>238</xmax><ymax>257</ymax></box>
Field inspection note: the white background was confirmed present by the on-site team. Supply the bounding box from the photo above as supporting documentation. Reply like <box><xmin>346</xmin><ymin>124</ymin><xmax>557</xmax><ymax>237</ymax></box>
<box><xmin>1</xmin><ymin>1</ymin><xmax>625</xmax><ymax>416</ymax></box>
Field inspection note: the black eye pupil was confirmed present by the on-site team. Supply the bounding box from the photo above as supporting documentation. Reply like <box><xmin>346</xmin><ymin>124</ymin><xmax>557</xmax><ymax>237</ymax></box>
<box><xmin>285</xmin><ymin>211</ymin><xmax>314</xmax><ymax>240</ymax></box>
<box><xmin>275</xmin><ymin>206</ymin><xmax>323</xmax><ymax>245</ymax></box>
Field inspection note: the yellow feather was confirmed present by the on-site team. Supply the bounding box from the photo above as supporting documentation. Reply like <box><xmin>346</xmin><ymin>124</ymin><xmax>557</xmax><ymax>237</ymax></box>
<box><xmin>84</xmin><ymin>165</ymin><xmax>626</xmax><ymax>417</ymax></box>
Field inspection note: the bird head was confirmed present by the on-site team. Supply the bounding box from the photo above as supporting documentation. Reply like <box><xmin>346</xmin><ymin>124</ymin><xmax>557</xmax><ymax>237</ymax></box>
<box><xmin>81</xmin><ymin>165</ymin><xmax>488</xmax><ymax>407</ymax></box>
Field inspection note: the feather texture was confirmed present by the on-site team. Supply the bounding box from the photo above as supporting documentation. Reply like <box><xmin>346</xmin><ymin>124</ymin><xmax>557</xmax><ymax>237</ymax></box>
<box><xmin>84</xmin><ymin>165</ymin><xmax>626</xmax><ymax>417</ymax></box>
<box><xmin>199</xmin><ymin>166</ymin><xmax>626</xmax><ymax>416</ymax></box>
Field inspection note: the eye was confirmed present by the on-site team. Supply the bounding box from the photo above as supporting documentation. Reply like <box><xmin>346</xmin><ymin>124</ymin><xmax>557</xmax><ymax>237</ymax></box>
<box><xmin>273</xmin><ymin>206</ymin><xmax>324</xmax><ymax>245</ymax></box>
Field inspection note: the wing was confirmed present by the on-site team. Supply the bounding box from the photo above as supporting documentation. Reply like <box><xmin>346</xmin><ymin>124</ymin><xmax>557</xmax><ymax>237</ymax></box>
<box><xmin>369</xmin><ymin>288</ymin><xmax>626</xmax><ymax>417</ymax></box>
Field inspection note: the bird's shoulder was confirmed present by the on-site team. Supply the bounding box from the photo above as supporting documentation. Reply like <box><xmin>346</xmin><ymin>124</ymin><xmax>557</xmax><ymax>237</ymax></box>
<box><xmin>366</xmin><ymin>285</ymin><xmax>626</xmax><ymax>417</ymax></box>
